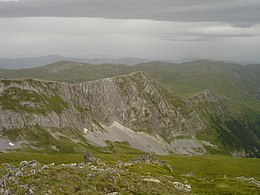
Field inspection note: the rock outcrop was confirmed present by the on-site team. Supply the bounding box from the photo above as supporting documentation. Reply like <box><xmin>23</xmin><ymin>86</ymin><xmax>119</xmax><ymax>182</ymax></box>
<box><xmin>0</xmin><ymin>72</ymin><xmax>209</xmax><ymax>154</ymax></box>
<box><xmin>3</xmin><ymin>71</ymin><xmax>258</xmax><ymax>155</ymax></box>
<box><xmin>0</xmin><ymin>72</ymin><xmax>204</xmax><ymax>137</ymax></box>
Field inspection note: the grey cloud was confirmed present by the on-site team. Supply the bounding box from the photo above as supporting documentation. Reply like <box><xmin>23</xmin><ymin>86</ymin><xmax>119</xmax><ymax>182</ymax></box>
<box><xmin>0</xmin><ymin>0</ymin><xmax>259</xmax><ymax>26</ymax></box>
<box><xmin>161</xmin><ymin>33</ymin><xmax>258</xmax><ymax>42</ymax></box>
<box><xmin>160</xmin><ymin>23</ymin><xmax>260</xmax><ymax>41</ymax></box>
<box><xmin>1</xmin><ymin>17</ymin><xmax>260</xmax><ymax>62</ymax></box>
<box><xmin>161</xmin><ymin>35</ymin><xmax>208</xmax><ymax>42</ymax></box>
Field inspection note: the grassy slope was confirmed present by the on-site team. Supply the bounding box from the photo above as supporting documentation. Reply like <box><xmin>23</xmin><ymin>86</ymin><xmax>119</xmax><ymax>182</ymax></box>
<box><xmin>134</xmin><ymin>61</ymin><xmax>260</xmax><ymax>154</ymax></box>
<box><xmin>1</xmin><ymin>153</ymin><xmax>259</xmax><ymax>178</ymax></box>
<box><xmin>133</xmin><ymin>60</ymin><xmax>260</xmax><ymax>111</ymax></box>
<box><xmin>192</xmin><ymin>93</ymin><xmax>260</xmax><ymax>156</ymax></box>
<box><xmin>0</xmin><ymin>151</ymin><xmax>260</xmax><ymax>194</ymax></box>
<box><xmin>0</xmin><ymin>61</ymin><xmax>131</xmax><ymax>83</ymax></box>
<box><xmin>1</xmin><ymin>60</ymin><xmax>259</xmax><ymax>110</ymax></box>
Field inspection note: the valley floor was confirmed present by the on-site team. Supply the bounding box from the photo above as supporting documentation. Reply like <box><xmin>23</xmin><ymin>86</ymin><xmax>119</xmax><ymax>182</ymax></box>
<box><xmin>0</xmin><ymin>152</ymin><xmax>260</xmax><ymax>194</ymax></box>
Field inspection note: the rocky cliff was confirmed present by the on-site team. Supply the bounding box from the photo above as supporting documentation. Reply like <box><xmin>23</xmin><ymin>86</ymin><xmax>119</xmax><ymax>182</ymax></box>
<box><xmin>0</xmin><ymin>72</ymin><xmax>209</xmax><ymax>154</ymax></box>
<box><xmin>0</xmin><ymin>71</ymin><xmax>204</xmax><ymax>135</ymax></box>
<box><xmin>0</xmin><ymin>72</ymin><xmax>259</xmax><ymax>156</ymax></box>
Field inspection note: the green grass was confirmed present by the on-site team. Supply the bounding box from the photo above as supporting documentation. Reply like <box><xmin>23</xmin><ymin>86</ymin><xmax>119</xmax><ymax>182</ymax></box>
<box><xmin>161</xmin><ymin>155</ymin><xmax>260</xmax><ymax>178</ymax></box>
<box><xmin>1</xmin><ymin>152</ymin><xmax>260</xmax><ymax>194</ymax></box>
<box><xmin>0</xmin><ymin>85</ymin><xmax>68</xmax><ymax>114</ymax></box>
<box><xmin>0</xmin><ymin>152</ymin><xmax>83</xmax><ymax>164</ymax></box>
<box><xmin>1</xmin><ymin>153</ymin><xmax>259</xmax><ymax>178</ymax></box>
<box><xmin>102</xmin><ymin>141</ymin><xmax>144</xmax><ymax>155</ymax></box>
<box><xmin>2</xmin><ymin>127</ymin><xmax>87</xmax><ymax>153</ymax></box>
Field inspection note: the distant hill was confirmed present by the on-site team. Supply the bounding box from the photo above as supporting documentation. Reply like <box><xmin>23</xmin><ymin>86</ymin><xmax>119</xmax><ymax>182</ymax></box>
<box><xmin>1</xmin><ymin>55</ymin><xmax>257</xmax><ymax>69</ymax></box>
<box><xmin>133</xmin><ymin>60</ymin><xmax>260</xmax><ymax>111</ymax></box>
<box><xmin>0</xmin><ymin>55</ymin><xmax>155</xmax><ymax>69</ymax></box>
<box><xmin>1</xmin><ymin>60</ymin><xmax>259</xmax><ymax>111</ymax></box>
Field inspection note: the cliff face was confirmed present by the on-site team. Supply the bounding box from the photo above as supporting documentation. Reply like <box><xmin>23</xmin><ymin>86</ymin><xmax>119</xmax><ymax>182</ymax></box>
<box><xmin>0</xmin><ymin>72</ymin><xmax>208</xmax><ymax>154</ymax></box>
<box><xmin>0</xmin><ymin>71</ymin><xmax>258</xmax><ymax>156</ymax></box>
<box><xmin>0</xmin><ymin>72</ymin><xmax>204</xmax><ymax>137</ymax></box>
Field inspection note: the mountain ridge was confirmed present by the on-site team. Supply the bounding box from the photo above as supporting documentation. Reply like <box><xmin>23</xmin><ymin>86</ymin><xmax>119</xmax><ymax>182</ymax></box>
<box><xmin>1</xmin><ymin>60</ymin><xmax>259</xmax><ymax>112</ymax></box>
<box><xmin>0</xmin><ymin>55</ymin><xmax>157</xmax><ymax>69</ymax></box>
<box><xmin>0</xmin><ymin>55</ymin><xmax>259</xmax><ymax>69</ymax></box>
<box><xmin>0</xmin><ymin>71</ymin><xmax>259</xmax><ymax>156</ymax></box>
<box><xmin>0</xmin><ymin>72</ymin><xmax>207</xmax><ymax>154</ymax></box>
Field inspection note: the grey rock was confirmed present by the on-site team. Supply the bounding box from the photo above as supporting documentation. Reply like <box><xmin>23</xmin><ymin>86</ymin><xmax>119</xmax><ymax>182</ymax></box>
<box><xmin>3</xmin><ymin>189</ymin><xmax>13</xmax><ymax>195</ymax></box>
<box><xmin>0</xmin><ymin>72</ymin><xmax>222</xmax><ymax>155</ymax></box>
<box><xmin>84</xmin><ymin>151</ymin><xmax>98</xmax><ymax>164</ymax></box>
<box><xmin>15</xmin><ymin>170</ymin><xmax>23</xmax><ymax>177</ymax></box>
<box><xmin>0</xmin><ymin>72</ymin><xmax>205</xmax><ymax>146</ymax></box>
<box><xmin>132</xmin><ymin>153</ymin><xmax>161</xmax><ymax>164</ymax></box>
<box><xmin>107</xmin><ymin>192</ymin><xmax>119</xmax><ymax>195</ymax></box>
<box><xmin>131</xmin><ymin>153</ymin><xmax>173</xmax><ymax>172</ymax></box>
<box><xmin>236</xmin><ymin>176</ymin><xmax>260</xmax><ymax>187</ymax></box>
<box><xmin>20</xmin><ymin>160</ymin><xmax>39</xmax><ymax>168</ymax></box>
<box><xmin>173</xmin><ymin>181</ymin><xmax>192</xmax><ymax>192</ymax></box>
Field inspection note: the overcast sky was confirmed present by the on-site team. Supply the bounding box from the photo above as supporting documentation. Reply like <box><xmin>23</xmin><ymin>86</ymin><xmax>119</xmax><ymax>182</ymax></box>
<box><xmin>0</xmin><ymin>0</ymin><xmax>260</xmax><ymax>62</ymax></box>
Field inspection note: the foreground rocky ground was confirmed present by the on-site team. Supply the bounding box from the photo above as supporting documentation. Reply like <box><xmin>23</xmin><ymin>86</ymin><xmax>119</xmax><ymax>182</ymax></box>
<box><xmin>0</xmin><ymin>153</ymin><xmax>260</xmax><ymax>194</ymax></box>
<box><xmin>0</xmin><ymin>154</ymin><xmax>185</xmax><ymax>194</ymax></box>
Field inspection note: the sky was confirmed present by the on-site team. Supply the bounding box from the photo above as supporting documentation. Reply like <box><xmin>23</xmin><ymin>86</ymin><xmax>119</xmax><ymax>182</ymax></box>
<box><xmin>0</xmin><ymin>0</ymin><xmax>260</xmax><ymax>62</ymax></box>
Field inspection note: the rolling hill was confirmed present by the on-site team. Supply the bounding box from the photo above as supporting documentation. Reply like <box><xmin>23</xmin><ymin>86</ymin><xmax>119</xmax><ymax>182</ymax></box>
<box><xmin>0</xmin><ymin>55</ymin><xmax>154</xmax><ymax>69</ymax></box>
<box><xmin>1</xmin><ymin>60</ymin><xmax>259</xmax><ymax>111</ymax></box>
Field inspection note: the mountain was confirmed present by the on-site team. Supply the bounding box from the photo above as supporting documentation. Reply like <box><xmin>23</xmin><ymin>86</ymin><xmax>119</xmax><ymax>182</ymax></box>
<box><xmin>0</xmin><ymin>72</ymin><xmax>206</xmax><ymax>155</ymax></box>
<box><xmin>1</xmin><ymin>60</ymin><xmax>259</xmax><ymax>111</ymax></box>
<box><xmin>0</xmin><ymin>55</ymin><xmax>66</xmax><ymax>69</ymax></box>
<box><xmin>0</xmin><ymin>55</ymin><xmax>154</xmax><ymax>69</ymax></box>
<box><xmin>1</xmin><ymin>55</ymin><xmax>258</xmax><ymax>69</ymax></box>
<box><xmin>191</xmin><ymin>89</ymin><xmax>260</xmax><ymax>157</ymax></box>
<box><xmin>133</xmin><ymin>60</ymin><xmax>260</xmax><ymax>111</ymax></box>
<box><xmin>0</xmin><ymin>71</ymin><xmax>259</xmax><ymax>156</ymax></box>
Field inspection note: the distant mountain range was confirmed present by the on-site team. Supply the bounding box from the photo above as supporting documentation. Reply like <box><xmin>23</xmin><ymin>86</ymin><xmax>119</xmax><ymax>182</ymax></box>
<box><xmin>0</xmin><ymin>55</ymin><xmax>157</xmax><ymax>69</ymax></box>
<box><xmin>0</xmin><ymin>55</ymin><xmax>258</xmax><ymax>69</ymax></box>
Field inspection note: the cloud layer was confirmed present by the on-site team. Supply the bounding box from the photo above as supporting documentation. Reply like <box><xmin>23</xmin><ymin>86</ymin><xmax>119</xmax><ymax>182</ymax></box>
<box><xmin>0</xmin><ymin>1</ymin><xmax>259</xmax><ymax>62</ymax></box>
<box><xmin>1</xmin><ymin>17</ymin><xmax>259</xmax><ymax>62</ymax></box>
<box><xmin>0</xmin><ymin>0</ymin><xmax>260</xmax><ymax>26</ymax></box>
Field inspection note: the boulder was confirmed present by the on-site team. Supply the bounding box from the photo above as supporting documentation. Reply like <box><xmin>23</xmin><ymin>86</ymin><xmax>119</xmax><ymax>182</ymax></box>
<box><xmin>83</xmin><ymin>151</ymin><xmax>98</xmax><ymax>163</ymax></box>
